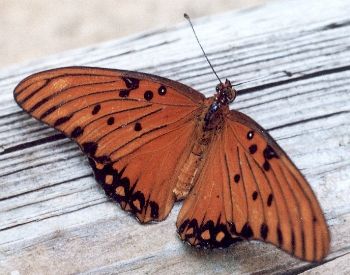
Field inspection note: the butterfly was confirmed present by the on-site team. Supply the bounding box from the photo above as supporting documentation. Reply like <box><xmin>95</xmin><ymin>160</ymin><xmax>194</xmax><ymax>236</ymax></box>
<box><xmin>13</xmin><ymin>65</ymin><xmax>330</xmax><ymax>262</ymax></box>
<box><xmin>12</xmin><ymin>14</ymin><xmax>329</xmax><ymax>264</ymax></box>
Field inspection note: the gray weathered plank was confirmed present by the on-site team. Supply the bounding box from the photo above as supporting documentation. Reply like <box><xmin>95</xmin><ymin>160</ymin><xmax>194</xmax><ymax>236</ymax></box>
<box><xmin>1</xmin><ymin>0</ymin><xmax>350</xmax><ymax>274</ymax></box>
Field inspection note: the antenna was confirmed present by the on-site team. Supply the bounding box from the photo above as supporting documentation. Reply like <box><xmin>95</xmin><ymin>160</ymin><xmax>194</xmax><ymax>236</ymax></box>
<box><xmin>184</xmin><ymin>13</ymin><xmax>222</xmax><ymax>84</ymax></box>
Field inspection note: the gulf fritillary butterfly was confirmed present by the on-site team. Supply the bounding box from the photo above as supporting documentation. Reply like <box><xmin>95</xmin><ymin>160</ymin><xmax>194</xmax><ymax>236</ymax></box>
<box><xmin>13</xmin><ymin>15</ymin><xmax>330</xmax><ymax>263</ymax></box>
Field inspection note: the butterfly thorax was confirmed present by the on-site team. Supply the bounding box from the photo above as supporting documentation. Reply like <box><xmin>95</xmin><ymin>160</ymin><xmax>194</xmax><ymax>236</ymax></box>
<box><xmin>204</xmin><ymin>79</ymin><xmax>236</xmax><ymax>130</ymax></box>
<box><xmin>173</xmin><ymin>84</ymin><xmax>232</xmax><ymax>200</ymax></box>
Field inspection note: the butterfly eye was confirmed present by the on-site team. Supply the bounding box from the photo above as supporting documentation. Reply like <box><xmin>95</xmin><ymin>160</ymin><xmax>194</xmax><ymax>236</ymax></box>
<box><xmin>216</xmin><ymin>86</ymin><xmax>220</xmax><ymax>92</ymax></box>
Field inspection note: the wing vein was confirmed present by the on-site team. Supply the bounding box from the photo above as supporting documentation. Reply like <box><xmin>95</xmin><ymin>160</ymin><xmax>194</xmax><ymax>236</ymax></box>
<box><xmin>244</xmin><ymin>152</ymin><xmax>266</xmax><ymax>236</ymax></box>
<box><xmin>16</xmin><ymin>79</ymin><xmax>50</xmax><ymax>103</ymax></box>
<box><xmin>269</xmin><ymin>164</ymin><xmax>294</xmax><ymax>251</ymax></box>
<box><xmin>109</xmin><ymin>110</ymin><xmax>198</xmax><ymax>157</ymax></box>
<box><xmin>16</xmin><ymin>72</ymin><xmax>115</xmax><ymax>96</ymax></box>
<box><xmin>224</xmin><ymin>153</ymin><xmax>234</xmax><ymax>225</ymax></box>
<box><xmin>82</xmin><ymin>105</ymin><xmax>152</xmax><ymax>129</ymax></box>
<box><xmin>237</xmin><ymin>146</ymin><xmax>250</xmax><ymax>231</ymax></box>
<box><xmin>96</xmin><ymin>108</ymin><xmax>163</xmax><ymax>144</ymax></box>
<box><xmin>279</xmin><ymin>162</ymin><xmax>316</xmax><ymax>260</ymax></box>
<box><xmin>30</xmin><ymin>87</ymin><xmax>124</xmax><ymax>113</ymax></box>
<box><xmin>112</xmin><ymin>119</ymin><xmax>195</xmax><ymax>163</ymax></box>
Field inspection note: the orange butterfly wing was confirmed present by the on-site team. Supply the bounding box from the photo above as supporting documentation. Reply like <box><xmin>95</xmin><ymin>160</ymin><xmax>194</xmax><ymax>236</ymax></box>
<box><xmin>177</xmin><ymin>109</ymin><xmax>330</xmax><ymax>262</ymax></box>
<box><xmin>14</xmin><ymin>66</ymin><xmax>205</xmax><ymax>223</ymax></box>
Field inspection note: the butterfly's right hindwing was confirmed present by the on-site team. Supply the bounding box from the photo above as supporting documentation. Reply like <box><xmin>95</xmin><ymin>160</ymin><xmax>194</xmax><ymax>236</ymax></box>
<box><xmin>177</xmin><ymin>110</ymin><xmax>330</xmax><ymax>262</ymax></box>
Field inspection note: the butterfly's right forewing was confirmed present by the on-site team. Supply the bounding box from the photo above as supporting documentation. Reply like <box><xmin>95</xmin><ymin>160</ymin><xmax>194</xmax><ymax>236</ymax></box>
<box><xmin>14</xmin><ymin>66</ymin><xmax>205</xmax><ymax>223</ymax></box>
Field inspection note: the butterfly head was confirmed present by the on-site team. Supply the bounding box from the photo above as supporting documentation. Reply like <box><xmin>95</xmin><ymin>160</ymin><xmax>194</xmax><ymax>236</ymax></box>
<box><xmin>215</xmin><ymin>79</ymin><xmax>237</xmax><ymax>105</ymax></box>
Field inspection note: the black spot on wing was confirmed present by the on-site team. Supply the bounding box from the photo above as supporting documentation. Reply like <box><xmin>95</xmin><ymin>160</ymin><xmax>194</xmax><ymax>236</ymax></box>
<box><xmin>107</xmin><ymin>117</ymin><xmax>115</xmax><ymax>125</ymax></box>
<box><xmin>158</xmin><ymin>85</ymin><xmax>167</xmax><ymax>96</ymax></box>
<box><xmin>230</xmin><ymin>222</ymin><xmax>237</xmax><ymax>235</ymax></box>
<box><xmin>54</xmin><ymin>115</ymin><xmax>72</xmax><ymax>127</ymax></box>
<box><xmin>260</xmin><ymin>223</ymin><xmax>269</xmax><ymax>240</ymax></box>
<box><xmin>122</xmin><ymin>77</ymin><xmax>139</xmax><ymax>89</ymax></box>
<box><xmin>267</xmin><ymin>193</ymin><xmax>274</xmax><ymax>206</ymax></box>
<box><xmin>261</xmin><ymin>145</ymin><xmax>277</xmax><ymax>172</ymax></box>
<box><xmin>150</xmin><ymin>201</ymin><xmax>159</xmax><ymax>219</ymax></box>
<box><xmin>263</xmin><ymin>161</ymin><xmax>270</xmax><ymax>171</ymax></box>
<box><xmin>263</xmin><ymin>145</ymin><xmax>279</xmax><ymax>160</ymax></box>
<box><xmin>144</xmin><ymin>90</ymin><xmax>153</xmax><ymax>101</ymax></box>
<box><xmin>40</xmin><ymin>105</ymin><xmax>58</xmax><ymax>120</ymax></box>
<box><xmin>71</xmin><ymin>126</ymin><xmax>84</xmax><ymax>138</ymax></box>
<box><xmin>277</xmin><ymin>226</ymin><xmax>283</xmax><ymax>246</ymax></box>
<box><xmin>247</xmin><ymin>130</ymin><xmax>254</xmax><ymax>140</ymax></box>
<box><xmin>29</xmin><ymin>97</ymin><xmax>51</xmax><ymax>113</ymax></box>
<box><xmin>82</xmin><ymin>142</ymin><xmax>98</xmax><ymax>156</ymax></box>
<box><xmin>134</xmin><ymin>122</ymin><xmax>142</xmax><ymax>131</ymax></box>
<box><xmin>252</xmin><ymin>191</ymin><xmax>258</xmax><ymax>200</ymax></box>
<box><xmin>291</xmin><ymin>231</ymin><xmax>296</xmax><ymax>254</ymax></box>
<box><xmin>249</xmin><ymin>144</ymin><xmax>257</xmax><ymax>154</ymax></box>
<box><xmin>92</xmin><ymin>104</ymin><xmax>101</xmax><ymax>115</ymax></box>
<box><xmin>119</xmin><ymin>89</ymin><xmax>130</xmax><ymax>98</ymax></box>
<box><xmin>240</xmin><ymin>222</ymin><xmax>254</xmax><ymax>239</ymax></box>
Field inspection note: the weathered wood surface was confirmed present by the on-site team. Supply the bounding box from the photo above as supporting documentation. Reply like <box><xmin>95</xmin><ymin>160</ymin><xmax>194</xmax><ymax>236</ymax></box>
<box><xmin>1</xmin><ymin>0</ymin><xmax>350</xmax><ymax>274</ymax></box>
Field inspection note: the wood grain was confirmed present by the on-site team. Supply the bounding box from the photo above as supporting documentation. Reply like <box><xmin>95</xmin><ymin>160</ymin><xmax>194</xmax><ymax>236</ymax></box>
<box><xmin>1</xmin><ymin>0</ymin><xmax>350</xmax><ymax>273</ymax></box>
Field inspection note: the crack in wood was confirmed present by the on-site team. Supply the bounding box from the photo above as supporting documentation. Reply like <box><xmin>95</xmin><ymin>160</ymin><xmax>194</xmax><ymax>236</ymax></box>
<box><xmin>268</xmin><ymin>110</ymin><xmax>350</xmax><ymax>131</ymax></box>
<box><xmin>0</xmin><ymin>174</ymin><xmax>92</xmax><ymax>202</ymax></box>
<box><xmin>238</xmin><ymin>64</ymin><xmax>350</xmax><ymax>95</ymax></box>
<box><xmin>0</xmin><ymin>200</ymin><xmax>105</xmax><ymax>232</ymax></box>
<box><xmin>0</xmin><ymin>133</ymin><xmax>66</xmax><ymax>156</ymax></box>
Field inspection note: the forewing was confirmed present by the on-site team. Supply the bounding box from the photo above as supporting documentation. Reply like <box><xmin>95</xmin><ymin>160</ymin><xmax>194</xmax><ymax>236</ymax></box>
<box><xmin>14</xmin><ymin>66</ymin><xmax>205</xmax><ymax>222</ymax></box>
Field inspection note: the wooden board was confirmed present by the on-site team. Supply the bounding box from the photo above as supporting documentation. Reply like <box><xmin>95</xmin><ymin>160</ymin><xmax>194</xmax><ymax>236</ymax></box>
<box><xmin>1</xmin><ymin>0</ymin><xmax>350</xmax><ymax>273</ymax></box>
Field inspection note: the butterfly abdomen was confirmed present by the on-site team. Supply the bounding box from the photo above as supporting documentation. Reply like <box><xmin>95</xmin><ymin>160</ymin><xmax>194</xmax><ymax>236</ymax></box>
<box><xmin>173</xmin><ymin>150</ymin><xmax>202</xmax><ymax>200</ymax></box>
<box><xmin>173</xmin><ymin>103</ymin><xmax>220</xmax><ymax>200</ymax></box>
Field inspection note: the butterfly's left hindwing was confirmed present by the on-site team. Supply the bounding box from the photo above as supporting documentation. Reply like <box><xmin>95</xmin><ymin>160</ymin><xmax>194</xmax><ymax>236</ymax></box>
<box><xmin>14</xmin><ymin>66</ymin><xmax>205</xmax><ymax>223</ymax></box>
<box><xmin>177</xmin><ymin>110</ymin><xmax>330</xmax><ymax>262</ymax></box>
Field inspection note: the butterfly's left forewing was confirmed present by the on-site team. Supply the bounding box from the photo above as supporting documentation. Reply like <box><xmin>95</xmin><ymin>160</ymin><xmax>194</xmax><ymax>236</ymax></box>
<box><xmin>14</xmin><ymin>66</ymin><xmax>205</xmax><ymax>223</ymax></box>
<box><xmin>177</xmin><ymin>109</ymin><xmax>330</xmax><ymax>262</ymax></box>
